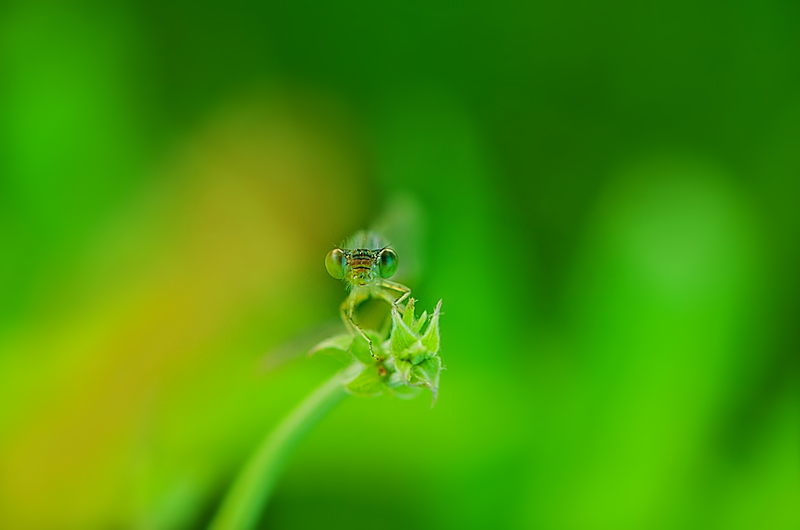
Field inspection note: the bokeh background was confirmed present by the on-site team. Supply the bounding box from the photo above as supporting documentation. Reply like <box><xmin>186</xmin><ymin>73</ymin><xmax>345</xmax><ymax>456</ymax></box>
<box><xmin>1</xmin><ymin>1</ymin><xmax>798</xmax><ymax>529</ymax></box>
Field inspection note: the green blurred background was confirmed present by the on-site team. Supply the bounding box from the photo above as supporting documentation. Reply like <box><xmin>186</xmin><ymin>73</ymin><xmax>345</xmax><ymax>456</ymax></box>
<box><xmin>1</xmin><ymin>1</ymin><xmax>798</xmax><ymax>529</ymax></box>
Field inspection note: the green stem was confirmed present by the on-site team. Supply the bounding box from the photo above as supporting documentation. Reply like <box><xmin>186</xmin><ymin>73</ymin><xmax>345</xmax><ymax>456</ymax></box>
<box><xmin>210</xmin><ymin>371</ymin><xmax>348</xmax><ymax>530</ymax></box>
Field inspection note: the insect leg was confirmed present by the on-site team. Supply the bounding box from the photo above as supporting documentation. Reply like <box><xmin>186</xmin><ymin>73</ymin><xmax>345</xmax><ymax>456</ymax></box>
<box><xmin>379</xmin><ymin>279</ymin><xmax>411</xmax><ymax>307</ymax></box>
<box><xmin>340</xmin><ymin>294</ymin><xmax>377</xmax><ymax>359</ymax></box>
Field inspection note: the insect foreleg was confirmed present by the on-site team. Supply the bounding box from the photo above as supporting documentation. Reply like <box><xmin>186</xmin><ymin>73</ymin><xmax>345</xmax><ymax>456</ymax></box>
<box><xmin>340</xmin><ymin>295</ymin><xmax>377</xmax><ymax>359</ymax></box>
<box><xmin>379</xmin><ymin>279</ymin><xmax>411</xmax><ymax>308</ymax></box>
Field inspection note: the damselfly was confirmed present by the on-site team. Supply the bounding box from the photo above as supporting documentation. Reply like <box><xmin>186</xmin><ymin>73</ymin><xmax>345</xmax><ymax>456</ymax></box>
<box><xmin>325</xmin><ymin>231</ymin><xmax>411</xmax><ymax>357</ymax></box>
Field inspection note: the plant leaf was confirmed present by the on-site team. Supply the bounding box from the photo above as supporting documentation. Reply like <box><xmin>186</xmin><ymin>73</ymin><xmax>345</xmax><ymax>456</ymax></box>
<box><xmin>420</xmin><ymin>300</ymin><xmax>442</xmax><ymax>354</ymax></box>
<box><xmin>390</xmin><ymin>306</ymin><xmax>421</xmax><ymax>360</ymax></box>
<box><xmin>349</xmin><ymin>330</ymin><xmax>383</xmax><ymax>365</ymax></box>
<box><xmin>344</xmin><ymin>365</ymin><xmax>384</xmax><ymax>397</ymax></box>
<box><xmin>403</xmin><ymin>297</ymin><xmax>416</xmax><ymax>328</ymax></box>
<box><xmin>387</xmin><ymin>384</ymin><xmax>422</xmax><ymax>400</ymax></box>
<box><xmin>411</xmin><ymin>310</ymin><xmax>427</xmax><ymax>334</ymax></box>
<box><xmin>410</xmin><ymin>356</ymin><xmax>442</xmax><ymax>403</ymax></box>
<box><xmin>309</xmin><ymin>334</ymin><xmax>354</xmax><ymax>364</ymax></box>
<box><xmin>394</xmin><ymin>358</ymin><xmax>413</xmax><ymax>384</ymax></box>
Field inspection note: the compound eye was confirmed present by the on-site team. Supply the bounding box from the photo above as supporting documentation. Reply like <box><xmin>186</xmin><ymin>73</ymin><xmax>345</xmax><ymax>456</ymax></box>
<box><xmin>325</xmin><ymin>249</ymin><xmax>346</xmax><ymax>279</ymax></box>
<box><xmin>377</xmin><ymin>248</ymin><xmax>398</xmax><ymax>278</ymax></box>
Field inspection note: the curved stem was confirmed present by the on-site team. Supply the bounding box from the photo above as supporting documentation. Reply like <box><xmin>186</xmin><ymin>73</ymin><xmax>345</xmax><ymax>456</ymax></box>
<box><xmin>210</xmin><ymin>371</ymin><xmax>349</xmax><ymax>530</ymax></box>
